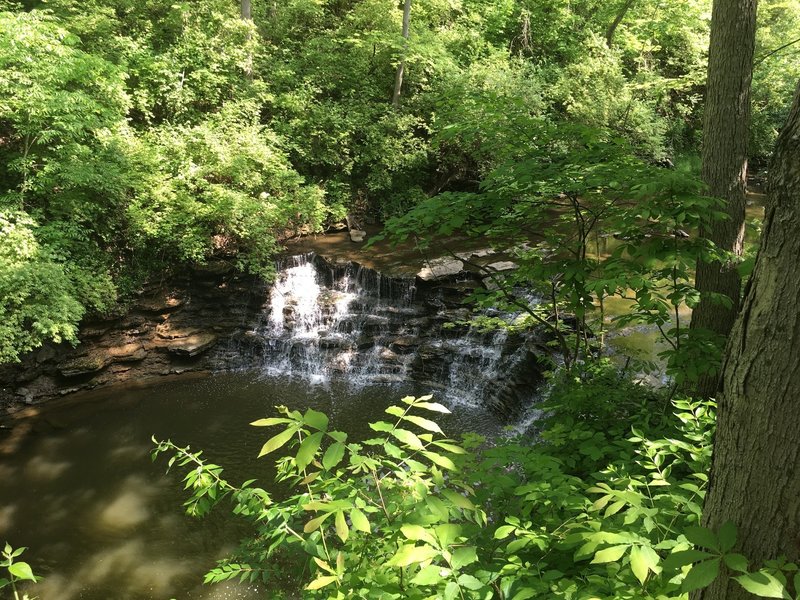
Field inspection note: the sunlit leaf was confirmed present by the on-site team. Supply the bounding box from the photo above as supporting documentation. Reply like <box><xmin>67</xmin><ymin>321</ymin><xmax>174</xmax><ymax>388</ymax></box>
<box><xmin>258</xmin><ymin>427</ymin><xmax>296</xmax><ymax>458</ymax></box>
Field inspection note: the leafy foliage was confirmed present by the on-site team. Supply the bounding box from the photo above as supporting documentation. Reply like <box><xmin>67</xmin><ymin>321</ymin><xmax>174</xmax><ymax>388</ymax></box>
<box><xmin>155</xmin><ymin>371</ymin><xmax>798</xmax><ymax>599</ymax></box>
<box><xmin>0</xmin><ymin>0</ymin><xmax>791</xmax><ymax>371</ymax></box>
<box><xmin>0</xmin><ymin>542</ymin><xmax>40</xmax><ymax>600</ymax></box>
<box><xmin>382</xmin><ymin>112</ymin><xmax>728</xmax><ymax>379</ymax></box>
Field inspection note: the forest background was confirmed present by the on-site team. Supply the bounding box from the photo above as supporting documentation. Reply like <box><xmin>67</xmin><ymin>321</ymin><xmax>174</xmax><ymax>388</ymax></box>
<box><xmin>3</xmin><ymin>1</ymin><xmax>800</xmax><ymax>599</ymax></box>
<box><xmin>1</xmin><ymin>0</ymin><xmax>798</xmax><ymax>364</ymax></box>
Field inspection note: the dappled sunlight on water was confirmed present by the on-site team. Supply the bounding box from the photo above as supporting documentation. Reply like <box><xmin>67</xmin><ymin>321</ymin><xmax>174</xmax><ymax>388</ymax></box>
<box><xmin>1</xmin><ymin>372</ymin><xmax>503</xmax><ymax>598</ymax></box>
<box><xmin>24</xmin><ymin>453</ymin><xmax>72</xmax><ymax>482</ymax></box>
<box><xmin>96</xmin><ymin>475</ymin><xmax>155</xmax><ymax>532</ymax></box>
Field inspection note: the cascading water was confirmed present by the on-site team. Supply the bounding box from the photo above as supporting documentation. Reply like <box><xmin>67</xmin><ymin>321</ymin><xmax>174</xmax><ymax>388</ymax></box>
<box><xmin>226</xmin><ymin>253</ymin><xmax>546</xmax><ymax>414</ymax></box>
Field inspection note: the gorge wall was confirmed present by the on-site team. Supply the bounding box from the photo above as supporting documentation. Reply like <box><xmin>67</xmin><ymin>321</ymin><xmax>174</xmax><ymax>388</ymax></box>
<box><xmin>0</xmin><ymin>252</ymin><xmax>549</xmax><ymax>418</ymax></box>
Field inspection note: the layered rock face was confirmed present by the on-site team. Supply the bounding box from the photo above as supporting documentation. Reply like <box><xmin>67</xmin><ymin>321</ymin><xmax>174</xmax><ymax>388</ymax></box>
<box><xmin>0</xmin><ymin>261</ymin><xmax>262</xmax><ymax>407</ymax></box>
<box><xmin>1</xmin><ymin>253</ymin><xmax>547</xmax><ymax>418</ymax></box>
<box><xmin>218</xmin><ymin>254</ymin><xmax>547</xmax><ymax>415</ymax></box>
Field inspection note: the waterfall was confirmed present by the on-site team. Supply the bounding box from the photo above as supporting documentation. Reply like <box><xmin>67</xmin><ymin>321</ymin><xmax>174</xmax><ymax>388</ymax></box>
<box><xmin>226</xmin><ymin>253</ymin><xmax>545</xmax><ymax>414</ymax></box>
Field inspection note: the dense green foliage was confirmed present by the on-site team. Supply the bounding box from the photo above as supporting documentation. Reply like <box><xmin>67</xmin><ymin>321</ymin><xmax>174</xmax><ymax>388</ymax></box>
<box><xmin>3</xmin><ymin>1</ymin><xmax>800</xmax><ymax>597</ymax></box>
<box><xmin>153</xmin><ymin>366</ymin><xmax>800</xmax><ymax>598</ymax></box>
<box><xmin>0</xmin><ymin>542</ymin><xmax>39</xmax><ymax>600</ymax></box>
<box><xmin>1</xmin><ymin>0</ymin><xmax>798</xmax><ymax>362</ymax></box>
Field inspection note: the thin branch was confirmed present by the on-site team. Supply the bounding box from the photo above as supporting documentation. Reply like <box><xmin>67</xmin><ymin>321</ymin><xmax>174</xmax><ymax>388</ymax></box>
<box><xmin>754</xmin><ymin>36</ymin><xmax>800</xmax><ymax>68</ymax></box>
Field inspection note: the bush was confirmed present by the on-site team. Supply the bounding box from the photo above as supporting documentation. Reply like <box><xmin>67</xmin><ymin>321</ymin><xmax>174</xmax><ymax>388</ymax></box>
<box><xmin>156</xmin><ymin>364</ymin><xmax>790</xmax><ymax>598</ymax></box>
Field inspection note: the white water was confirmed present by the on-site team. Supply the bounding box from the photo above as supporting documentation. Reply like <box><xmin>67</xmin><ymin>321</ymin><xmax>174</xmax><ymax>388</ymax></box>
<box><xmin>239</xmin><ymin>254</ymin><xmax>542</xmax><ymax>412</ymax></box>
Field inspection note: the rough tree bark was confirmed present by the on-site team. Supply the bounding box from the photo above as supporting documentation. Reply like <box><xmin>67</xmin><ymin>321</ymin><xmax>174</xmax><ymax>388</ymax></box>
<box><xmin>690</xmin><ymin>0</ymin><xmax>758</xmax><ymax>398</ymax></box>
<box><xmin>241</xmin><ymin>0</ymin><xmax>251</xmax><ymax>20</ymax></box>
<box><xmin>391</xmin><ymin>0</ymin><xmax>412</xmax><ymax>108</ymax></box>
<box><xmin>692</xmin><ymin>80</ymin><xmax>800</xmax><ymax>600</ymax></box>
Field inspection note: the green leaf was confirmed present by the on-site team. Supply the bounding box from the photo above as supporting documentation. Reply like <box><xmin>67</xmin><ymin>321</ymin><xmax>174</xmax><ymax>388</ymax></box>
<box><xmin>457</xmin><ymin>573</ymin><xmax>485</xmax><ymax>590</ymax></box>
<box><xmin>303</xmin><ymin>409</ymin><xmax>329</xmax><ymax>431</ymax></box>
<box><xmin>335</xmin><ymin>510</ymin><xmax>349</xmax><ymax>543</ymax></box>
<box><xmin>663</xmin><ymin>549</ymin><xmax>713</xmax><ymax>570</ymax></box>
<box><xmin>304</xmin><ymin>513</ymin><xmax>331</xmax><ymax>533</ymax></box>
<box><xmin>734</xmin><ymin>571</ymin><xmax>791</xmax><ymax>599</ymax></box>
<box><xmin>630</xmin><ymin>545</ymin><xmax>649</xmax><ymax>585</ymax></box>
<box><xmin>306</xmin><ymin>574</ymin><xmax>338</xmax><ymax>590</ymax></box>
<box><xmin>401</xmin><ymin>524</ymin><xmax>437</xmax><ymax>545</ymax></box>
<box><xmin>327</xmin><ymin>431</ymin><xmax>347</xmax><ymax>443</ymax></box>
<box><xmin>682</xmin><ymin>558</ymin><xmax>721</xmax><ymax>592</ymax></box>
<box><xmin>391</xmin><ymin>428</ymin><xmax>425</xmax><ymax>450</ymax></box>
<box><xmin>441</xmin><ymin>581</ymin><xmax>458</xmax><ymax>600</ymax></box>
<box><xmin>422</xmin><ymin>451</ymin><xmax>457</xmax><ymax>471</ymax></box>
<box><xmin>404</xmin><ymin>415</ymin><xmax>443</xmax><ymax>434</ymax></box>
<box><xmin>591</xmin><ymin>545</ymin><xmax>628</xmax><ymax>564</ymax></box>
<box><xmin>411</xmin><ymin>564</ymin><xmax>443</xmax><ymax>586</ymax></box>
<box><xmin>415</xmin><ymin>401</ymin><xmax>451</xmax><ymax>413</ymax></box>
<box><xmin>451</xmin><ymin>546</ymin><xmax>478</xmax><ymax>569</ymax></box>
<box><xmin>495</xmin><ymin>525</ymin><xmax>516</xmax><ymax>539</ymax></box>
<box><xmin>441</xmin><ymin>489</ymin><xmax>475</xmax><ymax>510</ymax></box>
<box><xmin>322</xmin><ymin>442</ymin><xmax>346</xmax><ymax>470</ymax></box>
<box><xmin>385</xmin><ymin>405</ymin><xmax>406</xmax><ymax>418</ymax></box>
<box><xmin>350</xmin><ymin>508</ymin><xmax>370</xmax><ymax>533</ymax></box>
<box><xmin>258</xmin><ymin>427</ymin><xmax>296</xmax><ymax>458</ymax></box>
<box><xmin>435</xmin><ymin>523</ymin><xmax>462</xmax><ymax>547</ymax></box>
<box><xmin>388</xmin><ymin>544</ymin><xmax>439</xmax><ymax>567</ymax></box>
<box><xmin>723</xmin><ymin>553</ymin><xmax>749</xmax><ymax>573</ymax></box>
<box><xmin>427</xmin><ymin>496</ymin><xmax>450</xmax><ymax>521</ymax></box>
<box><xmin>431</xmin><ymin>441</ymin><xmax>466</xmax><ymax>454</ymax></box>
<box><xmin>313</xmin><ymin>557</ymin><xmax>334</xmax><ymax>574</ymax></box>
<box><xmin>684</xmin><ymin>526</ymin><xmax>719</xmax><ymax>551</ymax></box>
<box><xmin>296</xmin><ymin>432</ymin><xmax>324</xmax><ymax>471</ymax></box>
<box><xmin>605</xmin><ymin>500</ymin><xmax>627</xmax><ymax>517</ymax></box>
<box><xmin>369</xmin><ymin>421</ymin><xmax>394</xmax><ymax>433</ymax></box>
<box><xmin>7</xmin><ymin>562</ymin><xmax>35</xmax><ymax>582</ymax></box>
<box><xmin>250</xmin><ymin>417</ymin><xmax>292</xmax><ymax>427</ymax></box>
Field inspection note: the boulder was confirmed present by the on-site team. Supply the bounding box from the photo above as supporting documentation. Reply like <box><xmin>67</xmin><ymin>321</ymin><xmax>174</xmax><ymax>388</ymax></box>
<box><xmin>58</xmin><ymin>353</ymin><xmax>111</xmax><ymax>377</ymax></box>
<box><xmin>156</xmin><ymin>324</ymin><xmax>201</xmax><ymax>339</ymax></box>
<box><xmin>136</xmin><ymin>295</ymin><xmax>185</xmax><ymax>313</ymax></box>
<box><xmin>486</xmin><ymin>261</ymin><xmax>517</xmax><ymax>272</ymax></box>
<box><xmin>417</xmin><ymin>258</ymin><xmax>464</xmax><ymax>281</ymax></box>
<box><xmin>166</xmin><ymin>333</ymin><xmax>218</xmax><ymax>357</ymax></box>
<box><xmin>379</xmin><ymin>348</ymin><xmax>400</xmax><ymax>362</ymax></box>
<box><xmin>319</xmin><ymin>335</ymin><xmax>352</xmax><ymax>350</ymax></box>
<box><xmin>107</xmin><ymin>343</ymin><xmax>148</xmax><ymax>363</ymax></box>
<box><xmin>455</xmin><ymin>248</ymin><xmax>494</xmax><ymax>260</ymax></box>
<box><xmin>389</xmin><ymin>336</ymin><xmax>419</xmax><ymax>354</ymax></box>
<box><xmin>349</xmin><ymin>229</ymin><xmax>367</xmax><ymax>243</ymax></box>
<box><xmin>355</xmin><ymin>335</ymin><xmax>375</xmax><ymax>350</ymax></box>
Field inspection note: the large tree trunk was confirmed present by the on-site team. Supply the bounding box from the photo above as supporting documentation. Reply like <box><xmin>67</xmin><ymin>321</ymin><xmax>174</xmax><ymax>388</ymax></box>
<box><xmin>241</xmin><ymin>0</ymin><xmax>251</xmax><ymax>20</ymax></box>
<box><xmin>391</xmin><ymin>0</ymin><xmax>412</xmax><ymax>108</ymax></box>
<box><xmin>692</xmin><ymin>81</ymin><xmax>800</xmax><ymax>600</ymax></box>
<box><xmin>690</xmin><ymin>0</ymin><xmax>758</xmax><ymax>398</ymax></box>
<box><xmin>605</xmin><ymin>0</ymin><xmax>636</xmax><ymax>47</ymax></box>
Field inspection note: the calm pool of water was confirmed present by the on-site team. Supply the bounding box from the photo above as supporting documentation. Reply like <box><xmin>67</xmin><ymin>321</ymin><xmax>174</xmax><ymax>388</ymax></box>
<box><xmin>0</xmin><ymin>372</ymin><xmax>506</xmax><ymax>599</ymax></box>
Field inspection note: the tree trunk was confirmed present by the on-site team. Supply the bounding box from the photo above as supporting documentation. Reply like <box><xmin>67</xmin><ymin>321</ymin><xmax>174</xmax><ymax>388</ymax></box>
<box><xmin>391</xmin><ymin>0</ymin><xmax>412</xmax><ymax>108</ymax></box>
<box><xmin>692</xmin><ymin>81</ymin><xmax>800</xmax><ymax>600</ymax></box>
<box><xmin>605</xmin><ymin>0</ymin><xmax>636</xmax><ymax>47</ymax></box>
<box><xmin>690</xmin><ymin>0</ymin><xmax>758</xmax><ymax>398</ymax></box>
<box><xmin>241</xmin><ymin>0</ymin><xmax>253</xmax><ymax>78</ymax></box>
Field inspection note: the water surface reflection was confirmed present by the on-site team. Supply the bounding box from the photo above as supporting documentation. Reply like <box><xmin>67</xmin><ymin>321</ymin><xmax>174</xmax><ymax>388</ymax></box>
<box><xmin>1</xmin><ymin>372</ymin><xmax>504</xmax><ymax>598</ymax></box>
